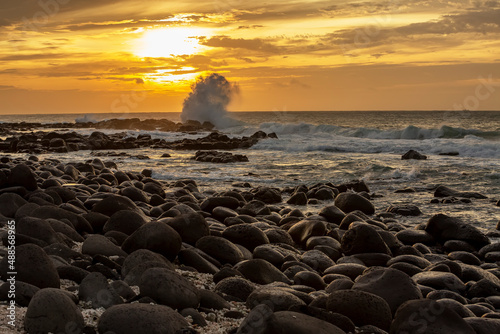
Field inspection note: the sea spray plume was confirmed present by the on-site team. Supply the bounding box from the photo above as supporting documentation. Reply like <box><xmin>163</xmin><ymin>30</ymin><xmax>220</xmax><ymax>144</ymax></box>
<box><xmin>181</xmin><ymin>73</ymin><xmax>241</xmax><ymax>129</ymax></box>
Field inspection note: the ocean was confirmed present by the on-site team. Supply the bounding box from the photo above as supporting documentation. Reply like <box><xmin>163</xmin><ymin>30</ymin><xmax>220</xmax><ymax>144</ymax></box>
<box><xmin>1</xmin><ymin>110</ymin><xmax>500</xmax><ymax>231</ymax></box>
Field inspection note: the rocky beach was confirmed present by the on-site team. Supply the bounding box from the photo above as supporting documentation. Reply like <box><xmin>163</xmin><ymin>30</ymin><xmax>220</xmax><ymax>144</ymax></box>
<box><xmin>1</xmin><ymin>128</ymin><xmax>500</xmax><ymax>333</ymax></box>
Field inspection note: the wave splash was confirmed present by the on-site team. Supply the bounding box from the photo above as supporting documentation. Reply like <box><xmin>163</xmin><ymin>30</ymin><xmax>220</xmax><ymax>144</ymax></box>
<box><xmin>248</xmin><ymin>123</ymin><xmax>500</xmax><ymax>140</ymax></box>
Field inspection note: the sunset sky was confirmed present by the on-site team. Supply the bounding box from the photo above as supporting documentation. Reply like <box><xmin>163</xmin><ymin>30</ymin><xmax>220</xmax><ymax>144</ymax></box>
<box><xmin>1</xmin><ymin>0</ymin><xmax>499</xmax><ymax>114</ymax></box>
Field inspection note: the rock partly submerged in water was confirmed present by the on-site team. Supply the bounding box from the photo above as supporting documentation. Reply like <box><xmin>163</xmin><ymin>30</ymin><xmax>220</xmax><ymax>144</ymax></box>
<box><xmin>401</xmin><ymin>149</ymin><xmax>427</xmax><ymax>160</ymax></box>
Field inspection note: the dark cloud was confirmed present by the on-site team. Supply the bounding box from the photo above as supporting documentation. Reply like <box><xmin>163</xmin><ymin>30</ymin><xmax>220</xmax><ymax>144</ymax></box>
<box><xmin>135</xmin><ymin>78</ymin><xmax>145</xmax><ymax>84</ymax></box>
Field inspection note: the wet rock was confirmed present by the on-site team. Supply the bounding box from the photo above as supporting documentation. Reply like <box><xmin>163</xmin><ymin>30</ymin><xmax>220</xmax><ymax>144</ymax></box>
<box><xmin>395</xmin><ymin>229</ymin><xmax>435</xmax><ymax>245</ymax></box>
<box><xmin>200</xmin><ymin>196</ymin><xmax>240</xmax><ymax>213</ymax></box>
<box><xmin>334</xmin><ymin>192</ymin><xmax>375</xmax><ymax>215</ymax></box>
<box><xmin>287</xmin><ymin>192</ymin><xmax>308</xmax><ymax>205</ymax></box>
<box><xmin>98</xmin><ymin>303</ymin><xmax>189</xmax><ymax>334</ymax></box>
<box><xmin>401</xmin><ymin>150</ymin><xmax>427</xmax><ymax>160</ymax></box>
<box><xmin>386</xmin><ymin>204</ymin><xmax>422</xmax><ymax>216</ymax></box>
<box><xmin>425</xmin><ymin>213</ymin><xmax>490</xmax><ymax>249</ymax></box>
<box><xmin>318</xmin><ymin>205</ymin><xmax>346</xmax><ymax>224</ymax></box>
<box><xmin>434</xmin><ymin>185</ymin><xmax>487</xmax><ymax>199</ymax></box>
<box><xmin>253</xmin><ymin>187</ymin><xmax>282</xmax><ymax>204</ymax></box>
<box><xmin>193</xmin><ymin>150</ymin><xmax>248</xmax><ymax>163</ymax></box>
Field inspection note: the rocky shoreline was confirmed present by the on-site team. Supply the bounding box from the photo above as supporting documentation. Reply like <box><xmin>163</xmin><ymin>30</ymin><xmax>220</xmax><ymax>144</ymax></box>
<box><xmin>1</xmin><ymin>155</ymin><xmax>500</xmax><ymax>333</ymax></box>
<box><xmin>0</xmin><ymin>122</ymin><xmax>276</xmax><ymax>154</ymax></box>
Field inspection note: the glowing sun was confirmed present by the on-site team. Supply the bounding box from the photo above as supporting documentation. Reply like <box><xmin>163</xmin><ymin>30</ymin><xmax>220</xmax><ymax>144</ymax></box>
<box><xmin>135</xmin><ymin>27</ymin><xmax>207</xmax><ymax>58</ymax></box>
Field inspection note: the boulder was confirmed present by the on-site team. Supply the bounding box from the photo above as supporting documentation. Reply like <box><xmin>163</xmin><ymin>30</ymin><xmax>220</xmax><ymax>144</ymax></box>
<box><xmin>341</xmin><ymin>224</ymin><xmax>391</xmax><ymax>256</ymax></box>
<box><xmin>122</xmin><ymin>222</ymin><xmax>182</xmax><ymax>261</ymax></box>
<box><xmin>390</xmin><ymin>299</ymin><xmax>475</xmax><ymax>334</ymax></box>
<box><xmin>139</xmin><ymin>268</ymin><xmax>200</xmax><ymax>309</ymax></box>
<box><xmin>98</xmin><ymin>303</ymin><xmax>189</xmax><ymax>334</ymax></box>
<box><xmin>334</xmin><ymin>192</ymin><xmax>375</xmax><ymax>215</ymax></box>
<box><xmin>82</xmin><ymin>234</ymin><xmax>127</xmax><ymax>257</ymax></box>
<box><xmin>425</xmin><ymin>214</ymin><xmax>489</xmax><ymax>249</ymax></box>
<box><xmin>352</xmin><ymin>267</ymin><xmax>422</xmax><ymax>314</ymax></box>
<box><xmin>195</xmin><ymin>236</ymin><xmax>244</xmax><ymax>265</ymax></box>
<box><xmin>0</xmin><ymin>243</ymin><xmax>60</xmax><ymax>289</ymax></box>
<box><xmin>7</xmin><ymin>163</ymin><xmax>38</xmax><ymax>190</ymax></box>
<box><xmin>161</xmin><ymin>213</ymin><xmax>209</xmax><ymax>245</ymax></box>
<box><xmin>235</xmin><ymin>259</ymin><xmax>291</xmax><ymax>285</ymax></box>
<box><xmin>401</xmin><ymin>150</ymin><xmax>427</xmax><ymax>160</ymax></box>
<box><xmin>222</xmin><ymin>224</ymin><xmax>270</xmax><ymax>251</ymax></box>
<box><xmin>25</xmin><ymin>288</ymin><xmax>84</xmax><ymax>334</ymax></box>
<box><xmin>327</xmin><ymin>289</ymin><xmax>392</xmax><ymax>331</ymax></box>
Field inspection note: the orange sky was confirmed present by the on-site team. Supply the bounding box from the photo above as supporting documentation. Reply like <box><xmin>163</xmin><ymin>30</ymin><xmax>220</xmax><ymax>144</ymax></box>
<box><xmin>1</xmin><ymin>0</ymin><xmax>499</xmax><ymax>114</ymax></box>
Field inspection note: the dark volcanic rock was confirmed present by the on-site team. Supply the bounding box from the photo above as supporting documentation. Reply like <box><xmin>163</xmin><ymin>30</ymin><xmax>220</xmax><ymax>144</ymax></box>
<box><xmin>98</xmin><ymin>303</ymin><xmax>189</xmax><ymax>334</ymax></box>
<box><xmin>288</xmin><ymin>219</ymin><xmax>327</xmax><ymax>245</ymax></box>
<box><xmin>434</xmin><ymin>185</ymin><xmax>487</xmax><ymax>199</ymax></box>
<box><xmin>352</xmin><ymin>267</ymin><xmax>422</xmax><ymax>314</ymax></box>
<box><xmin>92</xmin><ymin>194</ymin><xmax>145</xmax><ymax>217</ymax></box>
<box><xmin>222</xmin><ymin>224</ymin><xmax>270</xmax><ymax>251</ymax></box>
<box><xmin>0</xmin><ymin>281</ymin><xmax>39</xmax><ymax>307</ymax></box>
<box><xmin>195</xmin><ymin>236</ymin><xmax>244</xmax><ymax>265</ymax></box>
<box><xmin>25</xmin><ymin>288</ymin><xmax>84</xmax><ymax>334</ymax></box>
<box><xmin>193</xmin><ymin>150</ymin><xmax>249</xmax><ymax>163</ymax></box>
<box><xmin>161</xmin><ymin>212</ymin><xmax>209</xmax><ymax>244</ymax></box>
<box><xmin>341</xmin><ymin>224</ymin><xmax>391</xmax><ymax>256</ymax></box>
<box><xmin>0</xmin><ymin>192</ymin><xmax>27</xmax><ymax>217</ymax></box>
<box><xmin>82</xmin><ymin>234</ymin><xmax>128</xmax><ymax>257</ymax></box>
<box><xmin>103</xmin><ymin>209</ymin><xmax>148</xmax><ymax>235</ymax></box>
<box><xmin>401</xmin><ymin>150</ymin><xmax>427</xmax><ymax>160</ymax></box>
<box><xmin>425</xmin><ymin>213</ymin><xmax>490</xmax><ymax>248</ymax></box>
<box><xmin>79</xmin><ymin>272</ymin><xmax>123</xmax><ymax>308</ymax></box>
<box><xmin>390</xmin><ymin>299</ymin><xmax>475</xmax><ymax>334</ymax></box>
<box><xmin>334</xmin><ymin>192</ymin><xmax>375</xmax><ymax>215</ymax></box>
<box><xmin>246</xmin><ymin>287</ymin><xmax>306</xmax><ymax>312</ymax></box>
<box><xmin>122</xmin><ymin>222</ymin><xmax>182</xmax><ymax>261</ymax></box>
<box><xmin>0</xmin><ymin>243</ymin><xmax>60</xmax><ymax>289</ymax></box>
<box><xmin>234</xmin><ymin>259</ymin><xmax>291</xmax><ymax>285</ymax></box>
<box><xmin>327</xmin><ymin>289</ymin><xmax>392</xmax><ymax>331</ymax></box>
<box><xmin>387</xmin><ymin>204</ymin><xmax>422</xmax><ymax>216</ymax></box>
<box><xmin>139</xmin><ymin>267</ymin><xmax>200</xmax><ymax>309</ymax></box>
<box><xmin>7</xmin><ymin>163</ymin><xmax>38</xmax><ymax>190</ymax></box>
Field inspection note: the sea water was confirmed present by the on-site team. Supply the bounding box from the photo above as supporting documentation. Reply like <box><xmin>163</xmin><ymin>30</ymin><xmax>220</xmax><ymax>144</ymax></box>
<box><xmin>1</xmin><ymin>110</ymin><xmax>499</xmax><ymax>231</ymax></box>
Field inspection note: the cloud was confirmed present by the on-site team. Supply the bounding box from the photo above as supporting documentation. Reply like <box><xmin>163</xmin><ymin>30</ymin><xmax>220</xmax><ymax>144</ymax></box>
<box><xmin>200</xmin><ymin>35</ymin><xmax>284</xmax><ymax>54</ymax></box>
